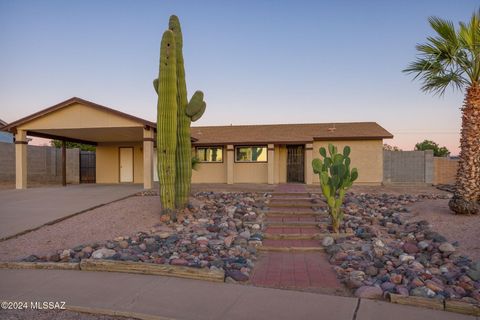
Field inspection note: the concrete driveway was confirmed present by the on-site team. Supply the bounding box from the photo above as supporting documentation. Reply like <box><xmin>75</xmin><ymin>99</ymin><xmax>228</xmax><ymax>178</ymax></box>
<box><xmin>0</xmin><ymin>184</ymin><xmax>143</xmax><ymax>240</ymax></box>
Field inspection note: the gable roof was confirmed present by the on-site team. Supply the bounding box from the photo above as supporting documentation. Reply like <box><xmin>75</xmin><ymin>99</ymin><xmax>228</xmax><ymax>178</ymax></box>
<box><xmin>191</xmin><ymin>122</ymin><xmax>393</xmax><ymax>145</ymax></box>
<box><xmin>2</xmin><ymin>97</ymin><xmax>156</xmax><ymax>132</ymax></box>
<box><xmin>0</xmin><ymin>119</ymin><xmax>7</xmax><ymax>128</ymax></box>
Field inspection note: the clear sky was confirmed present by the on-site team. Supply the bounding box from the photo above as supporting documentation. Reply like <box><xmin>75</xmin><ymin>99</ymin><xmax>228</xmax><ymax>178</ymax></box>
<box><xmin>0</xmin><ymin>0</ymin><xmax>477</xmax><ymax>155</ymax></box>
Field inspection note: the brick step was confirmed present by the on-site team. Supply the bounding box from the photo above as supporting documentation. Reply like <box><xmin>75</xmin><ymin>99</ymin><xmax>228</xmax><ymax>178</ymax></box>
<box><xmin>266</xmin><ymin>217</ymin><xmax>327</xmax><ymax>224</ymax></box>
<box><xmin>258</xmin><ymin>246</ymin><xmax>325</xmax><ymax>252</ymax></box>
<box><xmin>264</xmin><ymin>233</ymin><xmax>322</xmax><ymax>240</ymax></box>
<box><xmin>266</xmin><ymin>222</ymin><xmax>320</xmax><ymax>228</ymax></box>
<box><xmin>263</xmin><ymin>239</ymin><xmax>320</xmax><ymax>246</ymax></box>
<box><xmin>268</xmin><ymin>202</ymin><xmax>324</xmax><ymax>208</ymax></box>
<box><xmin>265</xmin><ymin>226</ymin><xmax>319</xmax><ymax>233</ymax></box>
<box><xmin>265</xmin><ymin>210</ymin><xmax>323</xmax><ymax>216</ymax></box>
<box><xmin>269</xmin><ymin>197</ymin><xmax>314</xmax><ymax>202</ymax></box>
<box><xmin>264</xmin><ymin>232</ymin><xmax>352</xmax><ymax>240</ymax></box>
<box><xmin>270</xmin><ymin>192</ymin><xmax>310</xmax><ymax>197</ymax></box>
<box><xmin>266</xmin><ymin>220</ymin><xmax>327</xmax><ymax>229</ymax></box>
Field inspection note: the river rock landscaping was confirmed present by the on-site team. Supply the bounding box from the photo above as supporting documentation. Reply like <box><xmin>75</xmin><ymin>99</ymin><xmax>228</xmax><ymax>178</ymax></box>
<box><xmin>20</xmin><ymin>192</ymin><xmax>268</xmax><ymax>283</ymax></box>
<box><xmin>317</xmin><ymin>192</ymin><xmax>480</xmax><ymax>305</ymax></box>
<box><xmin>14</xmin><ymin>188</ymin><xmax>480</xmax><ymax>306</ymax></box>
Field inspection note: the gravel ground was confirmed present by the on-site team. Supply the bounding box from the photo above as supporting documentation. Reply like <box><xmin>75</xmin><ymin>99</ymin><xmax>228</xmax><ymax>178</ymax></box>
<box><xmin>0</xmin><ymin>309</ymin><xmax>137</xmax><ymax>320</ymax></box>
<box><xmin>404</xmin><ymin>199</ymin><xmax>480</xmax><ymax>261</ymax></box>
<box><xmin>0</xmin><ymin>196</ymin><xmax>161</xmax><ymax>261</ymax></box>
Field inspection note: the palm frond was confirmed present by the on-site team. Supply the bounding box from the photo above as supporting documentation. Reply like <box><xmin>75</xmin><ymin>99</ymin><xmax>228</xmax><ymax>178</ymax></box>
<box><xmin>404</xmin><ymin>11</ymin><xmax>479</xmax><ymax>95</ymax></box>
<box><xmin>420</xmin><ymin>71</ymin><xmax>467</xmax><ymax>96</ymax></box>
<box><xmin>457</xmin><ymin>10</ymin><xmax>480</xmax><ymax>83</ymax></box>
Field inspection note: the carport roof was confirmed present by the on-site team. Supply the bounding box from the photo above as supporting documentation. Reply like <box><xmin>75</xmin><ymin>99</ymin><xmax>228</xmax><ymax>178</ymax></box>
<box><xmin>2</xmin><ymin>97</ymin><xmax>160</xmax><ymax>145</ymax></box>
<box><xmin>3</xmin><ymin>97</ymin><xmax>156</xmax><ymax>131</ymax></box>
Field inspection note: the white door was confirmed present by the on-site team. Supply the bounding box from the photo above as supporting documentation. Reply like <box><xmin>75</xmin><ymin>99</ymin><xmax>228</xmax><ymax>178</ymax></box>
<box><xmin>119</xmin><ymin>147</ymin><xmax>133</xmax><ymax>183</ymax></box>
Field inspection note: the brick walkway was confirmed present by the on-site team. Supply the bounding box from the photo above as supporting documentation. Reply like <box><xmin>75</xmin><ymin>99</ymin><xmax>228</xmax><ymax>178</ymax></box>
<box><xmin>251</xmin><ymin>184</ymin><xmax>345</xmax><ymax>294</ymax></box>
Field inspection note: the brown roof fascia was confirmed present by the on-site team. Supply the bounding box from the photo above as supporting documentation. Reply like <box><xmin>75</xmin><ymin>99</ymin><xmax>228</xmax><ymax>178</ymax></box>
<box><xmin>313</xmin><ymin>135</ymin><xmax>394</xmax><ymax>141</ymax></box>
<box><xmin>3</xmin><ymin>97</ymin><xmax>156</xmax><ymax>132</ymax></box>
<box><xmin>192</xmin><ymin>140</ymin><xmax>312</xmax><ymax>146</ymax></box>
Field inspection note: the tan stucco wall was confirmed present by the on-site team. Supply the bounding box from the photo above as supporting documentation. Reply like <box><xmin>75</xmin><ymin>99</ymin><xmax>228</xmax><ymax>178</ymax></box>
<box><xmin>192</xmin><ymin>162</ymin><xmax>227</xmax><ymax>183</ymax></box>
<box><xmin>16</xmin><ymin>103</ymin><xmax>142</xmax><ymax>130</ymax></box>
<box><xmin>191</xmin><ymin>140</ymin><xmax>383</xmax><ymax>185</ymax></box>
<box><xmin>234</xmin><ymin>162</ymin><xmax>268</xmax><ymax>183</ymax></box>
<box><xmin>96</xmin><ymin>142</ymin><xmax>143</xmax><ymax>184</ymax></box>
<box><xmin>312</xmin><ymin>140</ymin><xmax>383</xmax><ymax>185</ymax></box>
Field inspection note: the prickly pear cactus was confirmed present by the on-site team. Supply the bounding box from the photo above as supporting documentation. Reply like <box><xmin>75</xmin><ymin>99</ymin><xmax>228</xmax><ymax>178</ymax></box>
<box><xmin>312</xmin><ymin>144</ymin><xmax>358</xmax><ymax>233</ymax></box>
<box><xmin>156</xmin><ymin>29</ymin><xmax>178</xmax><ymax>216</ymax></box>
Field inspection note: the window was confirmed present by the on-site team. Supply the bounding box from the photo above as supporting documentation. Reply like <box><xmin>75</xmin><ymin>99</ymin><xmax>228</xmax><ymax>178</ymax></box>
<box><xmin>196</xmin><ymin>147</ymin><xmax>223</xmax><ymax>162</ymax></box>
<box><xmin>235</xmin><ymin>146</ymin><xmax>267</xmax><ymax>162</ymax></box>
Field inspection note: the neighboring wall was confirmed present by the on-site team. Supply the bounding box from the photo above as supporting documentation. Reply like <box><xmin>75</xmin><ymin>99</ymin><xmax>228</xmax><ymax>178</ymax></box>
<box><xmin>96</xmin><ymin>142</ymin><xmax>143</xmax><ymax>184</ymax></box>
<box><xmin>383</xmin><ymin>150</ymin><xmax>457</xmax><ymax>185</ymax></box>
<box><xmin>0</xmin><ymin>142</ymin><xmax>79</xmax><ymax>184</ymax></box>
<box><xmin>0</xmin><ymin>132</ymin><xmax>13</xmax><ymax>143</ymax></box>
<box><xmin>383</xmin><ymin>150</ymin><xmax>433</xmax><ymax>184</ymax></box>
<box><xmin>313</xmin><ymin>140</ymin><xmax>384</xmax><ymax>185</ymax></box>
<box><xmin>433</xmin><ymin>157</ymin><xmax>458</xmax><ymax>185</ymax></box>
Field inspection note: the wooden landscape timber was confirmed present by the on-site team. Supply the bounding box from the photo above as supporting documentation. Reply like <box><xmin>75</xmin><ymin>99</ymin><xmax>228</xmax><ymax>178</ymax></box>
<box><xmin>79</xmin><ymin>259</ymin><xmax>225</xmax><ymax>282</ymax></box>
<box><xmin>0</xmin><ymin>261</ymin><xmax>80</xmax><ymax>270</ymax></box>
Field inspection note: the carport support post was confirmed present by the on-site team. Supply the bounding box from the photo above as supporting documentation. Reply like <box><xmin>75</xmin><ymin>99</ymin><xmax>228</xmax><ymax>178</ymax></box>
<box><xmin>15</xmin><ymin>130</ymin><xmax>28</xmax><ymax>189</ymax></box>
<box><xmin>143</xmin><ymin>127</ymin><xmax>154</xmax><ymax>189</ymax></box>
<box><xmin>62</xmin><ymin>140</ymin><xmax>66</xmax><ymax>186</ymax></box>
<box><xmin>267</xmin><ymin>144</ymin><xmax>275</xmax><ymax>184</ymax></box>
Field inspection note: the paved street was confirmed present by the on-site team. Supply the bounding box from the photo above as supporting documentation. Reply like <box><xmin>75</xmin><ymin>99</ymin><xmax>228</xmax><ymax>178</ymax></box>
<box><xmin>0</xmin><ymin>269</ymin><xmax>475</xmax><ymax>320</ymax></box>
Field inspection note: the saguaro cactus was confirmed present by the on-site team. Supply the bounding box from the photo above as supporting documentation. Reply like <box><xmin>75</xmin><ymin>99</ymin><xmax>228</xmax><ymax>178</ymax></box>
<box><xmin>154</xmin><ymin>16</ymin><xmax>207</xmax><ymax>213</ymax></box>
<box><xmin>312</xmin><ymin>144</ymin><xmax>358</xmax><ymax>233</ymax></box>
<box><xmin>155</xmin><ymin>30</ymin><xmax>178</xmax><ymax>215</ymax></box>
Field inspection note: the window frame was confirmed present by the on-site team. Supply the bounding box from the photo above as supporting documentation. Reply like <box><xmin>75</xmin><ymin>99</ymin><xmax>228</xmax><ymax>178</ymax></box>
<box><xmin>195</xmin><ymin>146</ymin><xmax>224</xmax><ymax>163</ymax></box>
<box><xmin>234</xmin><ymin>145</ymin><xmax>268</xmax><ymax>163</ymax></box>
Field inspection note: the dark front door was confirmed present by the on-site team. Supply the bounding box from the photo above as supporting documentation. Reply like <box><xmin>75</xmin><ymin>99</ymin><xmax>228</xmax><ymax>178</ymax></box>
<box><xmin>80</xmin><ymin>151</ymin><xmax>96</xmax><ymax>183</ymax></box>
<box><xmin>287</xmin><ymin>145</ymin><xmax>305</xmax><ymax>183</ymax></box>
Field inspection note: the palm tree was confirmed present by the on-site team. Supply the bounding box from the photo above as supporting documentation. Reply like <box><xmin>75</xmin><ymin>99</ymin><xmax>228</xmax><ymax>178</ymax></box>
<box><xmin>404</xmin><ymin>10</ymin><xmax>480</xmax><ymax>214</ymax></box>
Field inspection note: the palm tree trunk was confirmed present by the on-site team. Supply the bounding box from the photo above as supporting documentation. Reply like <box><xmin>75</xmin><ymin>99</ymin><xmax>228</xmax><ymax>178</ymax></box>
<box><xmin>449</xmin><ymin>84</ymin><xmax>480</xmax><ymax>214</ymax></box>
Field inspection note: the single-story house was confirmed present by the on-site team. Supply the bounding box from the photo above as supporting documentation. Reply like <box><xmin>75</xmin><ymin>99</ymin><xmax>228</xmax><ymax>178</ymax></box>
<box><xmin>0</xmin><ymin>119</ymin><xmax>13</xmax><ymax>143</ymax></box>
<box><xmin>191</xmin><ymin>123</ymin><xmax>393</xmax><ymax>185</ymax></box>
<box><xmin>2</xmin><ymin>97</ymin><xmax>393</xmax><ymax>189</ymax></box>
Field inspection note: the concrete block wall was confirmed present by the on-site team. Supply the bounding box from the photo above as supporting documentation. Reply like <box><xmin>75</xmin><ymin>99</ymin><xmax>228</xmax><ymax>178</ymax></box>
<box><xmin>383</xmin><ymin>150</ymin><xmax>458</xmax><ymax>185</ymax></box>
<box><xmin>383</xmin><ymin>150</ymin><xmax>434</xmax><ymax>185</ymax></box>
<box><xmin>0</xmin><ymin>142</ymin><xmax>80</xmax><ymax>184</ymax></box>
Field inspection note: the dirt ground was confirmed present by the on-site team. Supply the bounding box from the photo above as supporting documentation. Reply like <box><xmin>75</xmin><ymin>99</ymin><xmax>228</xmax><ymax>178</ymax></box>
<box><xmin>0</xmin><ymin>196</ymin><xmax>162</xmax><ymax>261</ymax></box>
<box><xmin>404</xmin><ymin>199</ymin><xmax>480</xmax><ymax>262</ymax></box>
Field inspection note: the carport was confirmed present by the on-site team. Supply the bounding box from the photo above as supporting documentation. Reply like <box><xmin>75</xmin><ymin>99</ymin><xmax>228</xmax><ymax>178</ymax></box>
<box><xmin>2</xmin><ymin>97</ymin><xmax>156</xmax><ymax>190</ymax></box>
